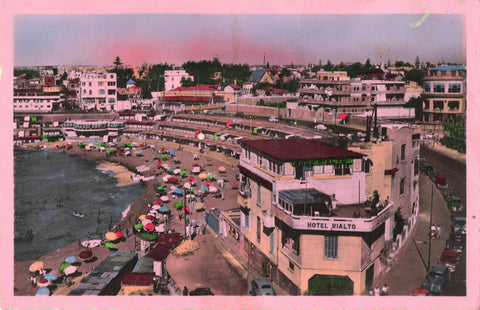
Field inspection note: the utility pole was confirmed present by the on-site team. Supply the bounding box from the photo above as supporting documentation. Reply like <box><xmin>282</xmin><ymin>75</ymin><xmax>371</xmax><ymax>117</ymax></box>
<box><xmin>184</xmin><ymin>190</ymin><xmax>187</xmax><ymax>240</ymax></box>
<box><xmin>427</xmin><ymin>183</ymin><xmax>434</xmax><ymax>270</ymax></box>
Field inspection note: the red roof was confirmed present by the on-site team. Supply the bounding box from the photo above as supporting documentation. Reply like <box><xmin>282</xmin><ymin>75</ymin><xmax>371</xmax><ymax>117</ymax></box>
<box><xmin>146</xmin><ymin>233</ymin><xmax>183</xmax><ymax>261</ymax></box>
<box><xmin>240</xmin><ymin>139</ymin><xmax>364</xmax><ymax>162</ymax></box>
<box><xmin>173</xmin><ymin>84</ymin><xmax>219</xmax><ymax>92</ymax></box>
<box><xmin>122</xmin><ymin>273</ymin><xmax>155</xmax><ymax>286</ymax></box>
<box><xmin>228</xmin><ymin>84</ymin><xmax>240</xmax><ymax>90</ymax></box>
<box><xmin>260</xmin><ymin>87</ymin><xmax>287</xmax><ymax>95</ymax></box>
<box><xmin>162</xmin><ymin>95</ymin><xmax>223</xmax><ymax>103</ymax></box>
<box><xmin>125</xmin><ymin>120</ymin><xmax>155</xmax><ymax>125</ymax></box>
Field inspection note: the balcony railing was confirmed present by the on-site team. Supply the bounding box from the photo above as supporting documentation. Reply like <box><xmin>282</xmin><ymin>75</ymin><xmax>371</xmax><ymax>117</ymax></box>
<box><xmin>274</xmin><ymin>201</ymin><xmax>394</xmax><ymax>233</ymax></box>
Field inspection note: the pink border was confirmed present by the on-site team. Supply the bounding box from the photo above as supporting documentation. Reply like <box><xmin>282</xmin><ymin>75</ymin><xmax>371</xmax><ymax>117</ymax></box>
<box><xmin>1</xmin><ymin>0</ymin><xmax>479</xmax><ymax>309</ymax></box>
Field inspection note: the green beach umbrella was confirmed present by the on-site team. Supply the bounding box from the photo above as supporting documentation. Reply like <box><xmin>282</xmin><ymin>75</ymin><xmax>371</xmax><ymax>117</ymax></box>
<box><xmin>252</xmin><ymin>127</ymin><xmax>261</xmax><ymax>135</ymax></box>
<box><xmin>106</xmin><ymin>149</ymin><xmax>115</xmax><ymax>154</ymax></box>
<box><xmin>174</xmin><ymin>201</ymin><xmax>184</xmax><ymax>210</ymax></box>
<box><xmin>161</xmin><ymin>154</ymin><xmax>168</xmax><ymax>160</ymax></box>
<box><xmin>78</xmin><ymin>142</ymin><xmax>84</xmax><ymax>146</ymax></box>
<box><xmin>208</xmin><ymin>173</ymin><xmax>216</xmax><ymax>180</ymax></box>
<box><xmin>104</xmin><ymin>241</ymin><xmax>116</xmax><ymax>249</ymax></box>
<box><xmin>180</xmin><ymin>169</ymin><xmax>187</xmax><ymax>177</ymax></box>
<box><xmin>214</xmin><ymin>132</ymin><xmax>223</xmax><ymax>140</ymax></box>
<box><xmin>98</xmin><ymin>142</ymin><xmax>107</xmax><ymax>147</ymax></box>
<box><xmin>157</xmin><ymin>186</ymin><xmax>166</xmax><ymax>192</ymax></box>
<box><xmin>124</xmin><ymin>142</ymin><xmax>132</xmax><ymax>148</ymax></box>
<box><xmin>59</xmin><ymin>262</ymin><xmax>70</xmax><ymax>273</ymax></box>
<box><xmin>137</xmin><ymin>233</ymin><xmax>159</xmax><ymax>241</ymax></box>
<box><xmin>134</xmin><ymin>223</ymin><xmax>144</xmax><ymax>231</ymax></box>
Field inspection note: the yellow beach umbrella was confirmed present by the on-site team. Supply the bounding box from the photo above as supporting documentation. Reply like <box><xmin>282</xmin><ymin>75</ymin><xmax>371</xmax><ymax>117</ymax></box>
<box><xmin>138</xmin><ymin>215</ymin><xmax>147</xmax><ymax>221</ymax></box>
<box><xmin>105</xmin><ymin>232</ymin><xmax>118</xmax><ymax>241</ymax></box>
<box><xmin>29</xmin><ymin>261</ymin><xmax>44</xmax><ymax>273</ymax></box>
<box><xmin>198</xmin><ymin>172</ymin><xmax>208</xmax><ymax>180</ymax></box>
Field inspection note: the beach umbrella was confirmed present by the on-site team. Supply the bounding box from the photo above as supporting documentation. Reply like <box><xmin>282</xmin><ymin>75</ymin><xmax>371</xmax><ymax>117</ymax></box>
<box><xmin>192</xmin><ymin>167</ymin><xmax>201</xmax><ymax>174</ymax></box>
<box><xmin>105</xmin><ymin>232</ymin><xmax>118</xmax><ymax>241</ymax></box>
<box><xmin>157</xmin><ymin>186</ymin><xmax>166</xmax><ymax>192</ymax></box>
<box><xmin>180</xmin><ymin>169</ymin><xmax>187</xmax><ymax>177</ymax></box>
<box><xmin>213</xmin><ymin>132</ymin><xmax>223</xmax><ymax>140</ymax></box>
<box><xmin>85</xmin><ymin>146</ymin><xmax>91</xmax><ymax>151</ymax></box>
<box><xmin>231</xmin><ymin>182</ymin><xmax>238</xmax><ymax>189</ymax></box>
<box><xmin>44</xmin><ymin>273</ymin><xmax>57</xmax><ymax>281</ymax></box>
<box><xmin>158</xmin><ymin>205</ymin><xmax>171</xmax><ymax>214</ymax></box>
<box><xmin>104</xmin><ymin>241</ymin><xmax>116</xmax><ymax>250</ymax></box>
<box><xmin>154</xmin><ymin>200</ymin><xmax>162</xmax><ymax>204</ymax></box>
<box><xmin>64</xmin><ymin>265</ymin><xmax>77</xmax><ymax>276</ymax></box>
<box><xmin>199</xmin><ymin>172</ymin><xmax>207</xmax><ymax>180</ymax></box>
<box><xmin>78</xmin><ymin>250</ymin><xmax>93</xmax><ymax>261</ymax></box>
<box><xmin>65</xmin><ymin>256</ymin><xmax>77</xmax><ymax>264</ymax></box>
<box><xmin>160</xmin><ymin>196</ymin><xmax>169</xmax><ymax>202</ymax></box>
<box><xmin>195</xmin><ymin>129</ymin><xmax>204</xmax><ymax>136</ymax></box>
<box><xmin>218</xmin><ymin>166</ymin><xmax>226</xmax><ymax>173</ymax></box>
<box><xmin>208</xmin><ymin>173</ymin><xmax>216</xmax><ymax>180</ymax></box>
<box><xmin>162</xmin><ymin>174</ymin><xmax>172</xmax><ymax>182</ymax></box>
<box><xmin>59</xmin><ymin>262</ymin><xmax>70</xmax><ymax>273</ymax></box>
<box><xmin>182</xmin><ymin>206</ymin><xmax>191</xmax><ymax>213</ymax></box>
<box><xmin>115</xmin><ymin>231</ymin><xmax>124</xmax><ymax>239</ymax></box>
<box><xmin>36</xmin><ymin>287</ymin><xmax>50</xmax><ymax>296</ymax></box>
<box><xmin>161</xmin><ymin>154</ymin><xmax>168</xmax><ymax>160</ymax></box>
<box><xmin>161</xmin><ymin>148</ymin><xmax>166</xmax><ymax>153</ymax></box>
<box><xmin>124</xmin><ymin>143</ymin><xmax>132</xmax><ymax>148</ymax></box>
<box><xmin>188</xmin><ymin>176</ymin><xmax>195</xmax><ymax>182</ymax></box>
<box><xmin>117</xmin><ymin>149</ymin><xmax>123</xmax><ymax>155</ymax></box>
<box><xmin>167</xmin><ymin>168</ymin><xmax>175</xmax><ymax>174</ymax></box>
<box><xmin>138</xmin><ymin>215</ymin><xmax>147</xmax><ymax>221</ymax></box>
<box><xmin>98</xmin><ymin>142</ymin><xmax>107</xmax><ymax>147</ymax></box>
<box><xmin>173</xmin><ymin>189</ymin><xmax>183</xmax><ymax>196</ymax></box>
<box><xmin>197</xmin><ymin>133</ymin><xmax>205</xmax><ymax>140</ymax></box>
<box><xmin>174</xmin><ymin>201</ymin><xmax>184</xmax><ymax>210</ymax></box>
<box><xmin>173</xmin><ymin>168</ymin><xmax>181</xmax><ymax>175</ymax></box>
<box><xmin>183</xmin><ymin>183</ymin><xmax>191</xmax><ymax>189</ymax></box>
<box><xmin>151</xmin><ymin>204</ymin><xmax>161</xmax><ymax>210</ymax></box>
<box><xmin>205</xmin><ymin>181</ymin><xmax>212</xmax><ymax>186</ymax></box>
<box><xmin>139</xmin><ymin>143</ymin><xmax>145</xmax><ymax>147</ymax></box>
<box><xmin>134</xmin><ymin>151</ymin><xmax>139</xmax><ymax>155</ymax></box>
<box><xmin>90</xmin><ymin>139</ymin><xmax>98</xmax><ymax>144</ymax></box>
<box><xmin>192</xmin><ymin>163</ymin><xmax>200</xmax><ymax>167</ymax></box>
<box><xmin>29</xmin><ymin>261</ymin><xmax>44</xmax><ymax>273</ymax></box>
<box><xmin>226</xmin><ymin>122</ymin><xmax>234</xmax><ymax>128</ymax></box>
<box><xmin>141</xmin><ymin>219</ymin><xmax>152</xmax><ymax>226</ymax></box>
<box><xmin>146</xmin><ymin>215</ymin><xmax>156</xmax><ymax>220</ymax></box>
<box><xmin>106</xmin><ymin>149</ymin><xmax>115</xmax><ymax>154</ymax></box>
<box><xmin>137</xmin><ymin>233</ymin><xmax>158</xmax><ymax>241</ymax></box>
<box><xmin>199</xmin><ymin>185</ymin><xmax>209</xmax><ymax>192</ymax></box>
<box><xmin>168</xmin><ymin>177</ymin><xmax>179</xmax><ymax>184</ymax></box>
<box><xmin>144</xmin><ymin>222</ymin><xmax>155</xmax><ymax>231</ymax></box>
<box><xmin>77</xmin><ymin>142</ymin><xmax>84</xmax><ymax>147</ymax></box>
<box><xmin>156</xmin><ymin>161</ymin><xmax>162</xmax><ymax>169</ymax></box>
<box><xmin>170</xmin><ymin>150</ymin><xmax>175</xmax><ymax>156</ymax></box>
<box><xmin>209</xmin><ymin>186</ymin><xmax>218</xmax><ymax>193</ymax></box>
<box><xmin>134</xmin><ymin>223</ymin><xmax>144</xmax><ymax>231</ymax></box>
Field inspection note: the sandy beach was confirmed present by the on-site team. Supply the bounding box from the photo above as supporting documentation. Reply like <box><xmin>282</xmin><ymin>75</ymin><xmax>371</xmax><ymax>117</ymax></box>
<box><xmin>14</xmin><ymin>138</ymin><xmax>240</xmax><ymax>296</ymax></box>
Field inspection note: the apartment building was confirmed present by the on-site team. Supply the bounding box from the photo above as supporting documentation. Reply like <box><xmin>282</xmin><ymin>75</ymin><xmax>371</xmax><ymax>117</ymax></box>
<box><xmin>78</xmin><ymin>71</ymin><xmax>117</xmax><ymax>111</ymax></box>
<box><xmin>422</xmin><ymin>66</ymin><xmax>466</xmax><ymax>123</ymax></box>
<box><xmin>164</xmin><ymin>69</ymin><xmax>193</xmax><ymax>92</ymax></box>
<box><xmin>298</xmin><ymin>71</ymin><xmax>406</xmax><ymax>117</ymax></box>
<box><xmin>237</xmin><ymin>139</ymin><xmax>397</xmax><ymax>295</ymax></box>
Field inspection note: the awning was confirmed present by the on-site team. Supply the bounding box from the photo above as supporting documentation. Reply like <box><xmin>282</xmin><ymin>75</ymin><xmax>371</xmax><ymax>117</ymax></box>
<box><xmin>384</xmin><ymin>168</ymin><xmax>399</xmax><ymax>175</ymax></box>
<box><xmin>337</xmin><ymin>113</ymin><xmax>348</xmax><ymax>120</ymax></box>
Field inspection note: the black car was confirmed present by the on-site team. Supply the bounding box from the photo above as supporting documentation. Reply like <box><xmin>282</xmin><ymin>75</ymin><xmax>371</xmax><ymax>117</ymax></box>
<box><xmin>189</xmin><ymin>287</ymin><xmax>214</xmax><ymax>296</ymax></box>
<box><xmin>446</xmin><ymin>232</ymin><xmax>465</xmax><ymax>253</ymax></box>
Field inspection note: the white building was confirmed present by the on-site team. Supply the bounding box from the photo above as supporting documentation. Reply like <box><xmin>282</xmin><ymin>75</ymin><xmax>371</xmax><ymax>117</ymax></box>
<box><xmin>164</xmin><ymin>69</ymin><xmax>193</xmax><ymax>91</ymax></box>
<box><xmin>13</xmin><ymin>88</ymin><xmax>61</xmax><ymax>113</ymax></box>
<box><xmin>78</xmin><ymin>71</ymin><xmax>117</xmax><ymax>111</ymax></box>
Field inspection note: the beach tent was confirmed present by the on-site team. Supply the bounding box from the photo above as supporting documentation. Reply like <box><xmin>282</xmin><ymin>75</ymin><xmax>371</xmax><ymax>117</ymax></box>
<box><xmin>192</xmin><ymin>167</ymin><xmax>201</xmax><ymax>174</ymax></box>
<box><xmin>144</xmin><ymin>223</ymin><xmax>155</xmax><ymax>231</ymax></box>
<box><xmin>167</xmin><ymin>177</ymin><xmax>179</xmax><ymax>184</ymax></box>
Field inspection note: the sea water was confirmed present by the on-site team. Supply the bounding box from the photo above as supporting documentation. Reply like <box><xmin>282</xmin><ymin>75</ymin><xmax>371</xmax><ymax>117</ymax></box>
<box><xmin>14</xmin><ymin>149</ymin><xmax>143</xmax><ymax>262</ymax></box>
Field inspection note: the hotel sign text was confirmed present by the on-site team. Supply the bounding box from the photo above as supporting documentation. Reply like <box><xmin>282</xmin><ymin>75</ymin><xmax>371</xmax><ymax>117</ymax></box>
<box><xmin>290</xmin><ymin>158</ymin><xmax>353</xmax><ymax>167</ymax></box>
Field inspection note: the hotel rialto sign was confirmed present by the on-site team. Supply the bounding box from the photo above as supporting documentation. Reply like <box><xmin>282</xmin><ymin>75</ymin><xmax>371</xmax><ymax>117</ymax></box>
<box><xmin>290</xmin><ymin>158</ymin><xmax>354</xmax><ymax>167</ymax></box>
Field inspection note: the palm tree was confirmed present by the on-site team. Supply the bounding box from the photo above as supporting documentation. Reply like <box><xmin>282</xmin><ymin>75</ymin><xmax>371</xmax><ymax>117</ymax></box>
<box><xmin>113</xmin><ymin>56</ymin><xmax>123</xmax><ymax>69</ymax></box>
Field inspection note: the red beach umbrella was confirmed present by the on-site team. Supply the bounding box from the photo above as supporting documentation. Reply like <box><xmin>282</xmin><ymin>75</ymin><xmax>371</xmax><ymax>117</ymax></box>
<box><xmin>226</xmin><ymin>122</ymin><xmax>234</xmax><ymax>128</ymax></box>
<box><xmin>192</xmin><ymin>163</ymin><xmax>200</xmax><ymax>167</ymax></box>
<box><xmin>168</xmin><ymin>177</ymin><xmax>179</xmax><ymax>184</ymax></box>
<box><xmin>161</xmin><ymin>148</ymin><xmax>165</xmax><ymax>153</ymax></box>
<box><xmin>115</xmin><ymin>231</ymin><xmax>124</xmax><ymax>239</ymax></box>
<box><xmin>78</xmin><ymin>250</ymin><xmax>93</xmax><ymax>261</ymax></box>
<box><xmin>117</xmin><ymin>149</ymin><xmax>123</xmax><ymax>155</ymax></box>
<box><xmin>156</xmin><ymin>161</ymin><xmax>162</xmax><ymax>169</ymax></box>
<box><xmin>195</xmin><ymin>129</ymin><xmax>204</xmax><ymax>136</ymax></box>
<box><xmin>144</xmin><ymin>223</ymin><xmax>155</xmax><ymax>231</ymax></box>
<box><xmin>154</xmin><ymin>200</ymin><xmax>162</xmax><ymax>204</ymax></box>
<box><xmin>139</xmin><ymin>143</ymin><xmax>145</xmax><ymax>147</ymax></box>
<box><xmin>146</xmin><ymin>215</ymin><xmax>155</xmax><ymax>220</ymax></box>
<box><xmin>188</xmin><ymin>176</ymin><xmax>195</xmax><ymax>182</ymax></box>
<box><xmin>205</xmin><ymin>181</ymin><xmax>212</xmax><ymax>186</ymax></box>
<box><xmin>182</xmin><ymin>206</ymin><xmax>191</xmax><ymax>213</ymax></box>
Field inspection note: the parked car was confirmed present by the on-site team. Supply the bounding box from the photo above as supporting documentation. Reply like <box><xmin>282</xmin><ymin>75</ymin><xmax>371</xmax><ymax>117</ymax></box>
<box><xmin>421</xmin><ymin>265</ymin><xmax>450</xmax><ymax>295</ymax></box>
<box><xmin>189</xmin><ymin>287</ymin><xmax>214</xmax><ymax>296</ymax></box>
<box><xmin>250</xmin><ymin>278</ymin><xmax>276</xmax><ymax>296</ymax></box>
<box><xmin>411</xmin><ymin>288</ymin><xmax>430</xmax><ymax>296</ymax></box>
<box><xmin>446</xmin><ymin>232</ymin><xmax>465</xmax><ymax>253</ymax></box>
<box><xmin>451</xmin><ymin>215</ymin><xmax>466</xmax><ymax>234</ymax></box>
<box><xmin>440</xmin><ymin>249</ymin><xmax>459</xmax><ymax>272</ymax></box>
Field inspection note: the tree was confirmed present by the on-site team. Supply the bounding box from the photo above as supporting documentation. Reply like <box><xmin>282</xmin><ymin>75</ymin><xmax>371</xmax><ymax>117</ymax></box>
<box><xmin>365</xmin><ymin>58</ymin><xmax>371</xmax><ymax>69</ymax></box>
<box><xmin>393</xmin><ymin>207</ymin><xmax>406</xmax><ymax>239</ymax></box>
<box><xmin>405</xmin><ymin>69</ymin><xmax>424</xmax><ymax>85</ymax></box>
<box><xmin>404</xmin><ymin>96</ymin><xmax>423</xmax><ymax>120</ymax></box>
<box><xmin>414</xmin><ymin>56</ymin><xmax>420</xmax><ymax>68</ymax></box>
<box><xmin>324</xmin><ymin>60</ymin><xmax>333</xmax><ymax>71</ymax></box>
<box><xmin>113</xmin><ymin>56</ymin><xmax>123</xmax><ymax>69</ymax></box>
<box><xmin>441</xmin><ymin>116</ymin><xmax>466</xmax><ymax>153</ymax></box>
<box><xmin>180</xmin><ymin>77</ymin><xmax>196</xmax><ymax>87</ymax></box>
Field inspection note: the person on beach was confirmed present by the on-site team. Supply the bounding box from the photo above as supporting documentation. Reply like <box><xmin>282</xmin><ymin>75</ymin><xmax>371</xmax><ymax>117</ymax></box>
<box><xmin>381</xmin><ymin>283</ymin><xmax>389</xmax><ymax>295</ymax></box>
<box><xmin>183</xmin><ymin>286</ymin><xmax>189</xmax><ymax>296</ymax></box>
<box><xmin>30</xmin><ymin>276</ymin><xmax>37</xmax><ymax>287</ymax></box>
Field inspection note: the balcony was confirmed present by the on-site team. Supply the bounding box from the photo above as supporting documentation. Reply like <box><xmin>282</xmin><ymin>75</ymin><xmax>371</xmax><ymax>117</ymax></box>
<box><xmin>274</xmin><ymin>200</ymin><xmax>394</xmax><ymax>233</ymax></box>
<box><xmin>262</xmin><ymin>210</ymin><xmax>275</xmax><ymax>228</ymax></box>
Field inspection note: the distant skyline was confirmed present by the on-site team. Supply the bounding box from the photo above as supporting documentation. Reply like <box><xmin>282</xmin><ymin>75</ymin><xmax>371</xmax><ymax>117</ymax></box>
<box><xmin>14</xmin><ymin>14</ymin><xmax>465</xmax><ymax>67</ymax></box>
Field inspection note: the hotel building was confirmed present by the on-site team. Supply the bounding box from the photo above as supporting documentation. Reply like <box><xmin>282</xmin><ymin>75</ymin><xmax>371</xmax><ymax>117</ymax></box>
<box><xmin>78</xmin><ymin>71</ymin><xmax>117</xmax><ymax>111</ymax></box>
<box><xmin>237</xmin><ymin>139</ymin><xmax>397</xmax><ymax>295</ymax></box>
<box><xmin>422</xmin><ymin>66</ymin><xmax>466</xmax><ymax>123</ymax></box>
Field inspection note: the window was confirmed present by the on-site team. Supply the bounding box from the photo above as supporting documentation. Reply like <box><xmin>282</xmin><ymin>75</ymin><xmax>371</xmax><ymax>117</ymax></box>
<box><xmin>257</xmin><ymin>182</ymin><xmax>261</xmax><ymax>205</ymax></box>
<box><xmin>448</xmin><ymin>101</ymin><xmax>460</xmax><ymax>111</ymax></box>
<box><xmin>270</xmin><ymin>233</ymin><xmax>274</xmax><ymax>254</ymax></box>
<box><xmin>289</xmin><ymin>261</ymin><xmax>295</xmax><ymax>271</ymax></box>
<box><xmin>245</xmin><ymin>214</ymin><xmax>250</xmax><ymax>229</ymax></box>
<box><xmin>414</xmin><ymin>158</ymin><xmax>419</xmax><ymax>176</ymax></box>
<box><xmin>423</xmin><ymin>83</ymin><xmax>430</xmax><ymax>92</ymax></box>
<box><xmin>424</xmin><ymin>101</ymin><xmax>430</xmax><ymax>109</ymax></box>
<box><xmin>89</xmin><ymin>90</ymin><xmax>92</xmax><ymax>95</ymax></box>
<box><xmin>257</xmin><ymin>217</ymin><xmax>261</xmax><ymax>242</ymax></box>
<box><xmin>401</xmin><ymin>144</ymin><xmax>406</xmax><ymax>161</ymax></box>
<box><xmin>433</xmin><ymin>84</ymin><xmax>445</xmax><ymax>93</ymax></box>
<box><xmin>108</xmin><ymin>89</ymin><xmax>116</xmax><ymax>95</ymax></box>
<box><xmin>334</xmin><ymin>164</ymin><xmax>351</xmax><ymax>175</ymax></box>
<box><xmin>400</xmin><ymin>178</ymin><xmax>406</xmax><ymax>195</ymax></box>
<box><xmin>448</xmin><ymin>84</ymin><xmax>462</xmax><ymax>93</ymax></box>
<box><xmin>108</xmin><ymin>81</ymin><xmax>116</xmax><ymax>86</ymax></box>
<box><xmin>99</xmin><ymin>89</ymin><xmax>105</xmax><ymax>95</ymax></box>
<box><xmin>325</xmin><ymin>235</ymin><xmax>338</xmax><ymax>258</ymax></box>
<box><xmin>433</xmin><ymin>101</ymin><xmax>444</xmax><ymax>110</ymax></box>
<box><xmin>98</xmin><ymin>81</ymin><xmax>104</xmax><ymax>86</ymax></box>
<box><xmin>89</xmin><ymin>82</ymin><xmax>92</xmax><ymax>86</ymax></box>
